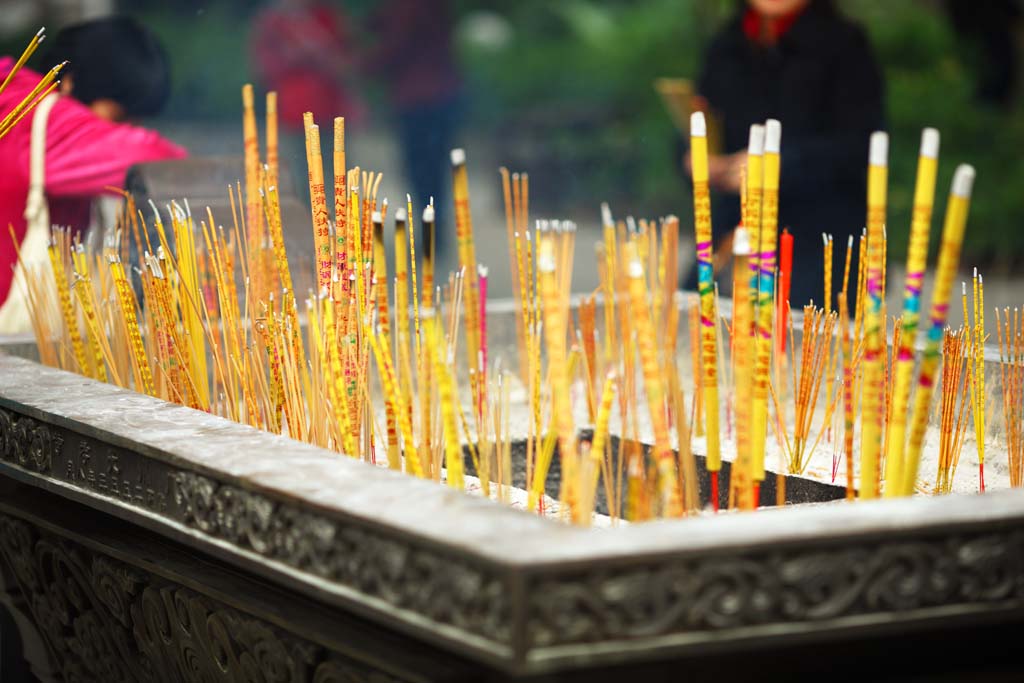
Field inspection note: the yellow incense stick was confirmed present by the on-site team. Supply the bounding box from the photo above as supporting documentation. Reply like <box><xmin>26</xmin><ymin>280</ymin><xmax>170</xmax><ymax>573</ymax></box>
<box><xmin>588</xmin><ymin>370</ymin><xmax>616</xmax><ymax>504</ymax></box>
<box><xmin>860</xmin><ymin>132</ymin><xmax>888</xmax><ymax>499</ymax></box>
<box><xmin>303</xmin><ymin>117</ymin><xmax>332</xmax><ymax>291</ymax></box>
<box><xmin>884</xmin><ymin>128</ymin><xmax>939</xmax><ymax>497</ymax></box>
<box><xmin>241</xmin><ymin>85</ymin><xmax>264</xmax><ymax>300</ymax></box>
<box><xmin>266</xmin><ymin>92</ymin><xmax>279</xmax><ymax>189</ymax></box>
<box><xmin>428</xmin><ymin>309</ymin><xmax>465</xmax><ymax>489</ymax></box>
<box><xmin>47</xmin><ymin>238</ymin><xmax>88</xmax><ymax>375</ymax></box>
<box><xmin>0</xmin><ymin>27</ymin><xmax>45</xmax><ymax>100</ymax></box>
<box><xmin>538</xmin><ymin>236</ymin><xmax>580</xmax><ymax>516</ymax></box>
<box><xmin>450</xmin><ymin>149</ymin><xmax>483</xmax><ymax>413</ymax></box>
<box><xmin>109</xmin><ymin>256</ymin><xmax>154</xmax><ymax>396</ymax></box>
<box><xmin>751</xmin><ymin>120</ymin><xmax>779</xmax><ymax>489</ymax></box>
<box><xmin>333</xmin><ymin>118</ymin><xmax>347</xmax><ymax>298</ymax></box>
<box><xmin>731</xmin><ymin>227</ymin><xmax>756</xmax><ymax>509</ymax></box>
<box><xmin>902</xmin><ymin>164</ymin><xmax>976</xmax><ymax>495</ymax></box>
<box><xmin>689</xmin><ymin>112</ymin><xmax>722</xmax><ymax>501</ymax></box>
<box><xmin>627</xmin><ymin>243</ymin><xmax>682</xmax><ymax>516</ymax></box>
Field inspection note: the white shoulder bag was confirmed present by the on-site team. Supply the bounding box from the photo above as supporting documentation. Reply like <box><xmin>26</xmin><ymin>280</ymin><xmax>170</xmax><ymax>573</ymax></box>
<box><xmin>0</xmin><ymin>91</ymin><xmax>59</xmax><ymax>333</ymax></box>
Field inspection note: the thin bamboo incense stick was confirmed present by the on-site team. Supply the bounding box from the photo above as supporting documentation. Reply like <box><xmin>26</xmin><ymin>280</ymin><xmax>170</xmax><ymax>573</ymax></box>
<box><xmin>966</xmin><ymin>270</ymin><xmax>986</xmax><ymax>492</ymax></box>
<box><xmin>241</xmin><ymin>85</ymin><xmax>264</xmax><ymax>301</ymax></box>
<box><xmin>0</xmin><ymin>60</ymin><xmax>66</xmax><ymax>138</ymax></box>
<box><xmin>450</xmin><ymin>149</ymin><xmax>483</xmax><ymax>418</ymax></box>
<box><xmin>47</xmin><ymin>237</ymin><xmax>88</xmax><ymax>375</ymax></box>
<box><xmin>266</xmin><ymin>92</ymin><xmax>278</xmax><ymax>189</ymax></box>
<box><xmin>333</xmin><ymin>118</ymin><xmax>346</xmax><ymax>298</ymax></box>
<box><xmin>303</xmin><ymin>117</ymin><xmax>332</xmax><ymax>291</ymax></box>
<box><xmin>500</xmin><ymin>168</ymin><xmax>527</xmax><ymax>380</ymax></box>
<box><xmin>0</xmin><ymin>27</ymin><xmax>45</xmax><ymax>100</ymax></box>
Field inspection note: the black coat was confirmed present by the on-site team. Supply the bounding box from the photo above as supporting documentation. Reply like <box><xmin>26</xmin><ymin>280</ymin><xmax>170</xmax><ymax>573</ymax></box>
<box><xmin>684</xmin><ymin>1</ymin><xmax>885</xmax><ymax>309</ymax></box>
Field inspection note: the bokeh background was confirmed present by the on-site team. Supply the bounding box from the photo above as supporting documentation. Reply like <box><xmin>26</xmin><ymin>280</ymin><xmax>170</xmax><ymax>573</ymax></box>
<box><xmin>3</xmin><ymin>0</ymin><xmax>1023</xmax><ymax>315</ymax></box>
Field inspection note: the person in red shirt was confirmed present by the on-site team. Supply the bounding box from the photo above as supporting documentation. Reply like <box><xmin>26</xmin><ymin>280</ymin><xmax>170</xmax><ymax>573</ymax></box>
<box><xmin>368</xmin><ymin>0</ymin><xmax>463</xmax><ymax>257</ymax></box>
<box><xmin>681</xmin><ymin>0</ymin><xmax>884</xmax><ymax>308</ymax></box>
<box><xmin>250</xmin><ymin>0</ymin><xmax>365</xmax><ymax>132</ymax></box>
<box><xmin>0</xmin><ymin>16</ymin><xmax>186</xmax><ymax>309</ymax></box>
<box><xmin>250</xmin><ymin>0</ymin><xmax>366</xmax><ymax>202</ymax></box>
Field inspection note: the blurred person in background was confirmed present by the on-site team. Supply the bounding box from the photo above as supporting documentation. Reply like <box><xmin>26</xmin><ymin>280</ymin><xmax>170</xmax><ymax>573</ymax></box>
<box><xmin>368</xmin><ymin>0</ymin><xmax>463</xmax><ymax>258</ymax></box>
<box><xmin>944</xmin><ymin>0</ymin><xmax>1021</xmax><ymax>109</ymax></box>
<box><xmin>250</xmin><ymin>0</ymin><xmax>365</xmax><ymax>198</ymax></box>
<box><xmin>683</xmin><ymin>0</ymin><xmax>884</xmax><ymax>308</ymax></box>
<box><xmin>0</xmin><ymin>16</ymin><xmax>185</xmax><ymax>332</ymax></box>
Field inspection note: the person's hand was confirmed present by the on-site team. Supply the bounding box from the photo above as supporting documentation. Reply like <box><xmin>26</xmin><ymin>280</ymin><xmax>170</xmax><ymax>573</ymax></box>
<box><xmin>708</xmin><ymin>152</ymin><xmax>747</xmax><ymax>193</ymax></box>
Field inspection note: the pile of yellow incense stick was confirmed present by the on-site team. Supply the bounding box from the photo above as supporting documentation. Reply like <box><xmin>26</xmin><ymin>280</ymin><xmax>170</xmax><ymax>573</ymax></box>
<box><xmin>18</xmin><ymin>85</ymin><xmax>1023</xmax><ymax>528</ymax></box>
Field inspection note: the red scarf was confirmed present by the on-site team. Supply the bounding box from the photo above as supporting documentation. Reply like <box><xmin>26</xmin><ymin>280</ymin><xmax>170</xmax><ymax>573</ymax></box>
<box><xmin>742</xmin><ymin>5</ymin><xmax>806</xmax><ymax>45</ymax></box>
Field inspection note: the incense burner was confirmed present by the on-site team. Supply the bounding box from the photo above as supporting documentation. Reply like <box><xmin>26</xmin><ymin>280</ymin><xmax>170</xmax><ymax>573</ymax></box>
<box><xmin>1</xmin><ymin>304</ymin><xmax>1023</xmax><ymax>681</ymax></box>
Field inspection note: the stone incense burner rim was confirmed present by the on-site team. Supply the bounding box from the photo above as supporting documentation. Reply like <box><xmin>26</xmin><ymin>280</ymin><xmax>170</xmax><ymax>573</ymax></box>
<box><xmin>1</xmin><ymin>352</ymin><xmax>1021</xmax><ymax>571</ymax></box>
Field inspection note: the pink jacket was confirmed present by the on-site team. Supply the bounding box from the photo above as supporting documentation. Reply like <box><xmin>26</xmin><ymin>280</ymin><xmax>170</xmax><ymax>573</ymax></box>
<box><xmin>0</xmin><ymin>57</ymin><xmax>186</xmax><ymax>303</ymax></box>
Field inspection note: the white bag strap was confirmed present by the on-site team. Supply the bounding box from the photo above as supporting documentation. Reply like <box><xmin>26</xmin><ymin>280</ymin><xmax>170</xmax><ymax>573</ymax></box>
<box><xmin>0</xmin><ymin>92</ymin><xmax>59</xmax><ymax>333</ymax></box>
<box><xmin>24</xmin><ymin>91</ymin><xmax>60</xmax><ymax>229</ymax></box>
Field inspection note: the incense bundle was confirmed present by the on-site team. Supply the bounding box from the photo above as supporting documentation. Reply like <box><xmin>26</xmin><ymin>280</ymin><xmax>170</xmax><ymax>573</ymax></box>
<box><xmin>0</xmin><ymin>29</ymin><xmax>66</xmax><ymax>141</ymax></box>
<box><xmin>21</xmin><ymin>77</ymin><xmax>1015</xmax><ymax>528</ymax></box>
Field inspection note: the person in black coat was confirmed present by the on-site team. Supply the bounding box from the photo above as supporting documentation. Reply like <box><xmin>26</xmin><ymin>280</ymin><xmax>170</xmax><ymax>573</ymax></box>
<box><xmin>683</xmin><ymin>0</ymin><xmax>885</xmax><ymax>310</ymax></box>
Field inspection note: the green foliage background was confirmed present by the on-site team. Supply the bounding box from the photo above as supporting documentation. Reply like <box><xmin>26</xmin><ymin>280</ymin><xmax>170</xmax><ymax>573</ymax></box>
<box><xmin>458</xmin><ymin>0</ymin><xmax>1024</xmax><ymax>265</ymax></box>
<box><xmin>6</xmin><ymin>0</ymin><xmax>1019</xmax><ymax>265</ymax></box>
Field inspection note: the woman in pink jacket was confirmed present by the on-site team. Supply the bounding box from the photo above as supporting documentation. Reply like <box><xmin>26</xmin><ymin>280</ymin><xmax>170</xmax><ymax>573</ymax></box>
<box><xmin>0</xmin><ymin>17</ymin><xmax>186</xmax><ymax>311</ymax></box>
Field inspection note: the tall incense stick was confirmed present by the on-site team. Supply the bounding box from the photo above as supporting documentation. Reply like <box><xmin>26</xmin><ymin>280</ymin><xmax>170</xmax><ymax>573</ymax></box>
<box><xmin>901</xmin><ymin>164</ymin><xmax>976</xmax><ymax>495</ymax></box>
<box><xmin>884</xmin><ymin>128</ymin><xmax>939</xmax><ymax>497</ymax></box>
<box><xmin>752</xmin><ymin>120</ymin><xmax>781</xmax><ymax>496</ymax></box>
<box><xmin>860</xmin><ymin>132</ymin><xmax>888</xmax><ymax>499</ymax></box>
<box><xmin>689</xmin><ymin>112</ymin><xmax>722</xmax><ymax>508</ymax></box>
